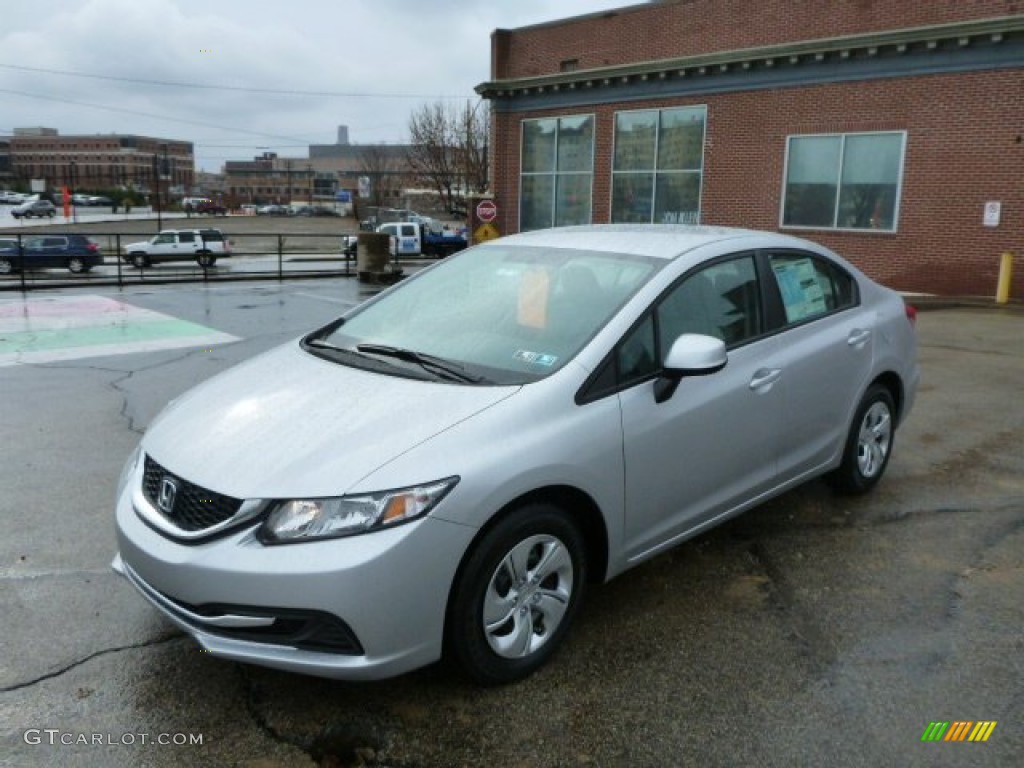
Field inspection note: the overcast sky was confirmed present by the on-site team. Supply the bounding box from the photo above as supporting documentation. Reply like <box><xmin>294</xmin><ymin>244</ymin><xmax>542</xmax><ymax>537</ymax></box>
<box><xmin>0</xmin><ymin>0</ymin><xmax>635</xmax><ymax>171</ymax></box>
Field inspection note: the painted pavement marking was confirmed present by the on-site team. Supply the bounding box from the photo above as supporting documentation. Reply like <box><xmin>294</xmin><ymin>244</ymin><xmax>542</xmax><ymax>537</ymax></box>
<box><xmin>0</xmin><ymin>294</ymin><xmax>238</xmax><ymax>367</ymax></box>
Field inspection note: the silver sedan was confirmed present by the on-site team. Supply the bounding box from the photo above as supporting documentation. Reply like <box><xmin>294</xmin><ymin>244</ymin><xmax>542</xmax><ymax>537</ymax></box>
<box><xmin>113</xmin><ymin>224</ymin><xmax>919</xmax><ymax>684</ymax></box>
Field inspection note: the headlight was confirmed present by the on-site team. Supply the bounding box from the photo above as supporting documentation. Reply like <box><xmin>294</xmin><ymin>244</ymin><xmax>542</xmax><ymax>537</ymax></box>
<box><xmin>258</xmin><ymin>477</ymin><xmax>458</xmax><ymax>544</ymax></box>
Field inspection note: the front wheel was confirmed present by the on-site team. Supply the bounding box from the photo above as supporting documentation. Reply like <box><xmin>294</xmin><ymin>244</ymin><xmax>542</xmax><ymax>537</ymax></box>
<box><xmin>828</xmin><ymin>384</ymin><xmax>896</xmax><ymax>494</ymax></box>
<box><xmin>131</xmin><ymin>253</ymin><xmax>149</xmax><ymax>269</ymax></box>
<box><xmin>196</xmin><ymin>252</ymin><xmax>216</xmax><ymax>267</ymax></box>
<box><xmin>0</xmin><ymin>257</ymin><xmax>14</xmax><ymax>275</ymax></box>
<box><xmin>447</xmin><ymin>503</ymin><xmax>587</xmax><ymax>685</ymax></box>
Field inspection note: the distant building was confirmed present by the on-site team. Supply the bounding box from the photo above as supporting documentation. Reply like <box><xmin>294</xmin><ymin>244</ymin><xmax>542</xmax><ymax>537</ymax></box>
<box><xmin>222</xmin><ymin>152</ymin><xmax>322</xmax><ymax>205</ymax></box>
<box><xmin>478</xmin><ymin>2</ymin><xmax>1024</xmax><ymax>296</ymax></box>
<box><xmin>0</xmin><ymin>139</ymin><xmax>11</xmax><ymax>185</ymax></box>
<box><xmin>5</xmin><ymin>130</ymin><xmax>194</xmax><ymax>195</ymax></box>
<box><xmin>222</xmin><ymin>127</ymin><xmax>416</xmax><ymax>206</ymax></box>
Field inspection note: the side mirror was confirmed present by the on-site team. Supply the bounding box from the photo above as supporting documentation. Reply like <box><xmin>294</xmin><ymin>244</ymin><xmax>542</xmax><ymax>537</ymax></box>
<box><xmin>654</xmin><ymin>334</ymin><xmax>727</xmax><ymax>403</ymax></box>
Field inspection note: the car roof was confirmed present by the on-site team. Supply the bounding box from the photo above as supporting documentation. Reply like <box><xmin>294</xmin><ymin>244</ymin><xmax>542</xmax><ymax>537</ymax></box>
<box><xmin>487</xmin><ymin>224</ymin><xmax>821</xmax><ymax>262</ymax></box>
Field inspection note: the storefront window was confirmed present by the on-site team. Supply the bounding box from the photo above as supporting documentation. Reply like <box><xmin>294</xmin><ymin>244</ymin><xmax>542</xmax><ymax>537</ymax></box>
<box><xmin>520</xmin><ymin>116</ymin><xmax>594</xmax><ymax>231</ymax></box>
<box><xmin>612</xmin><ymin>106</ymin><xmax>706</xmax><ymax>224</ymax></box>
<box><xmin>782</xmin><ymin>132</ymin><xmax>905</xmax><ymax>231</ymax></box>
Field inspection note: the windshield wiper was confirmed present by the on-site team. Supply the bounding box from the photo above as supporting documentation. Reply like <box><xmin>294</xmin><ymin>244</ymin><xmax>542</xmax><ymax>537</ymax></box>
<box><xmin>356</xmin><ymin>343</ymin><xmax>488</xmax><ymax>384</ymax></box>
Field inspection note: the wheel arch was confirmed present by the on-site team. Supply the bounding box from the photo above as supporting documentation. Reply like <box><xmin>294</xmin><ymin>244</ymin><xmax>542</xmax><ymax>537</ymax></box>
<box><xmin>442</xmin><ymin>483</ymin><xmax>609</xmax><ymax>635</ymax></box>
<box><xmin>868</xmin><ymin>371</ymin><xmax>905</xmax><ymax>426</ymax></box>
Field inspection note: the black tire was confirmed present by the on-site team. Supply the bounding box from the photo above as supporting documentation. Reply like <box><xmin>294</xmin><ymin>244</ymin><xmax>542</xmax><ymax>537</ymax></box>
<box><xmin>828</xmin><ymin>384</ymin><xmax>896</xmax><ymax>495</ymax></box>
<box><xmin>47</xmin><ymin>210</ymin><xmax>55</xmax><ymax>218</ymax></box>
<box><xmin>196</xmin><ymin>252</ymin><xmax>216</xmax><ymax>268</ymax></box>
<box><xmin>131</xmin><ymin>253</ymin><xmax>149</xmax><ymax>269</ymax></box>
<box><xmin>0</xmin><ymin>257</ymin><xmax>14</xmax><ymax>275</ymax></box>
<box><xmin>67</xmin><ymin>257</ymin><xmax>86</xmax><ymax>274</ymax></box>
<box><xmin>447</xmin><ymin>503</ymin><xmax>587</xmax><ymax>685</ymax></box>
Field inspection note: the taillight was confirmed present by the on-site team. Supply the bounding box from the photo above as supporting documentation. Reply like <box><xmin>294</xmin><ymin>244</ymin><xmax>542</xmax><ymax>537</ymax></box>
<box><xmin>904</xmin><ymin>302</ymin><xmax>917</xmax><ymax>327</ymax></box>
<box><xmin>87</xmin><ymin>242</ymin><xmax>99</xmax><ymax>252</ymax></box>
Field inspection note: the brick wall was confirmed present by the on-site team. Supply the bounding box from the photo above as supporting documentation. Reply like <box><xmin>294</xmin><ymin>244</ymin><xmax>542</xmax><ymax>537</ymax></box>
<box><xmin>495</xmin><ymin>0</ymin><xmax>1022</xmax><ymax>79</ymax></box>
<box><xmin>491</xmin><ymin>68</ymin><xmax>1024</xmax><ymax>297</ymax></box>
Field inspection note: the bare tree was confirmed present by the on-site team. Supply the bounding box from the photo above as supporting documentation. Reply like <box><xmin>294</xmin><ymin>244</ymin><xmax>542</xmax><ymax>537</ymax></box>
<box><xmin>357</xmin><ymin>144</ymin><xmax>404</xmax><ymax>208</ymax></box>
<box><xmin>407</xmin><ymin>100</ymin><xmax>490</xmax><ymax>213</ymax></box>
<box><xmin>459</xmin><ymin>100</ymin><xmax>490</xmax><ymax>196</ymax></box>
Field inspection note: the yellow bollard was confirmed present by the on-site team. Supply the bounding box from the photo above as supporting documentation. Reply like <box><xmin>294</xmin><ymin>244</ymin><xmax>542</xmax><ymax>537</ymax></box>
<box><xmin>995</xmin><ymin>252</ymin><xmax>1014</xmax><ymax>304</ymax></box>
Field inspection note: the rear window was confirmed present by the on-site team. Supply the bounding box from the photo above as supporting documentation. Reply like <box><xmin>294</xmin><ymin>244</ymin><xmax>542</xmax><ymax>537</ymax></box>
<box><xmin>198</xmin><ymin>230</ymin><xmax>224</xmax><ymax>242</ymax></box>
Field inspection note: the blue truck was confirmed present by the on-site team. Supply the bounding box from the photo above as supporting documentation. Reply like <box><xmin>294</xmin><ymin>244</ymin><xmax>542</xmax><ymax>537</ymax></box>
<box><xmin>342</xmin><ymin>221</ymin><xmax>468</xmax><ymax>259</ymax></box>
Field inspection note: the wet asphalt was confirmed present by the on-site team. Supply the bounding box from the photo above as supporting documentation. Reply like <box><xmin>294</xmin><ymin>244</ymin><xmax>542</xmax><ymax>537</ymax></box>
<box><xmin>0</xmin><ymin>277</ymin><xmax>1021</xmax><ymax>767</ymax></box>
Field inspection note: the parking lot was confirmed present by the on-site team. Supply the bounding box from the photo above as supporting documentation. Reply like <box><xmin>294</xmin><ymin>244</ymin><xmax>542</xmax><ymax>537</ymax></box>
<box><xmin>1</xmin><ymin>277</ymin><xmax>1021</xmax><ymax>767</ymax></box>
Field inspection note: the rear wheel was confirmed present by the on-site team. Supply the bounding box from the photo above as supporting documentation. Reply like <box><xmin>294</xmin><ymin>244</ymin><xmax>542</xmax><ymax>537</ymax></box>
<box><xmin>67</xmin><ymin>257</ymin><xmax>86</xmax><ymax>274</ymax></box>
<box><xmin>447</xmin><ymin>503</ymin><xmax>587</xmax><ymax>685</ymax></box>
<box><xmin>196</xmin><ymin>252</ymin><xmax>216</xmax><ymax>267</ymax></box>
<box><xmin>131</xmin><ymin>253</ymin><xmax>149</xmax><ymax>268</ymax></box>
<box><xmin>0</xmin><ymin>257</ymin><xmax>14</xmax><ymax>275</ymax></box>
<box><xmin>828</xmin><ymin>384</ymin><xmax>896</xmax><ymax>494</ymax></box>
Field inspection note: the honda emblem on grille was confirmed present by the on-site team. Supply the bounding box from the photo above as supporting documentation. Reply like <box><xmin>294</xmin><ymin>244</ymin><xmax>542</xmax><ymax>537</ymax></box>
<box><xmin>157</xmin><ymin>476</ymin><xmax>178</xmax><ymax>515</ymax></box>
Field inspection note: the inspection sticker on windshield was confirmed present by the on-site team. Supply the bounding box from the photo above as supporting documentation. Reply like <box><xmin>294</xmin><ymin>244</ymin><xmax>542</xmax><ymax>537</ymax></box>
<box><xmin>514</xmin><ymin>349</ymin><xmax>558</xmax><ymax>367</ymax></box>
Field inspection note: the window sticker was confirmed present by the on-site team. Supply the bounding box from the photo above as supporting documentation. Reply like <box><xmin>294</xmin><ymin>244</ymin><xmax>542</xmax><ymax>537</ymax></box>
<box><xmin>514</xmin><ymin>349</ymin><xmax>558</xmax><ymax>367</ymax></box>
<box><xmin>772</xmin><ymin>258</ymin><xmax>826</xmax><ymax>322</ymax></box>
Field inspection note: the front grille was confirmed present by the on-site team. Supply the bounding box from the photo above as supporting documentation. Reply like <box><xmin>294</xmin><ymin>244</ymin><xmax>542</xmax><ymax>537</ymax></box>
<box><xmin>142</xmin><ymin>455</ymin><xmax>243</xmax><ymax>532</ymax></box>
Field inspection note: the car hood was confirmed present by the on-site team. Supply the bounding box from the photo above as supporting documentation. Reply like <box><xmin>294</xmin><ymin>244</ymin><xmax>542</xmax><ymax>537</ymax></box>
<box><xmin>142</xmin><ymin>341</ymin><xmax>519</xmax><ymax>499</ymax></box>
<box><xmin>124</xmin><ymin>239</ymin><xmax>151</xmax><ymax>250</ymax></box>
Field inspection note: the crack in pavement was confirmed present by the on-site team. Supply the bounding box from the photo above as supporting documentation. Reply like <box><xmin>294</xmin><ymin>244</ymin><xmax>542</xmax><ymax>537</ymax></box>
<box><xmin>237</xmin><ymin>664</ymin><xmax>319</xmax><ymax>767</ymax></box>
<box><xmin>0</xmin><ymin>632</ymin><xmax>184</xmax><ymax>693</ymax></box>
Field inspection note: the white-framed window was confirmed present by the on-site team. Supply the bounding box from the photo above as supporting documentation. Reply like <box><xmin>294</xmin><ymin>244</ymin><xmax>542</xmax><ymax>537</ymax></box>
<box><xmin>781</xmin><ymin>131</ymin><xmax>906</xmax><ymax>232</ymax></box>
<box><xmin>519</xmin><ymin>115</ymin><xmax>595</xmax><ymax>232</ymax></box>
<box><xmin>611</xmin><ymin>105</ymin><xmax>706</xmax><ymax>225</ymax></box>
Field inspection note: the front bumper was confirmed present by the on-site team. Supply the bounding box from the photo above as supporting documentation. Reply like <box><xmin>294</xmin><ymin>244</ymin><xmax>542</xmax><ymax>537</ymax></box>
<box><xmin>113</xmin><ymin>481</ymin><xmax>477</xmax><ymax>680</ymax></box>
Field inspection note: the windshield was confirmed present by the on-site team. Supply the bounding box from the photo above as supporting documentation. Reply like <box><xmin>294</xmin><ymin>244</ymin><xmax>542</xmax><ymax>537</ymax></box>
<box><xmin>314</xmin><ymin>244</ymin><xmax>661</xmax><ymax>384</ymax></box>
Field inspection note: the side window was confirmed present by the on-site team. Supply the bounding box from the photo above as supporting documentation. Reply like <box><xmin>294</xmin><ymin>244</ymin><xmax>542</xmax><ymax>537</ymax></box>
<box><xmin>657</xmin><ymin>254</ymin><xmax>761</xmax><ymax>356</ymax></box>
<box><xmin>154</xmin><ymin>234</ymin><xmax>175</xmax><ymax>244</ymax></box>
<box><xmin>769</xmin><ymin>252</ymin><xmax>856</xmax><ymax>324</ymax></box>
<box><xmin>400</xmin><ymin>224</ymin><xmax>416</xmax><ymax>237</ymax></box>
<box><xmin>178</xmin><ymin>232</ymin><xmax>195</xmax><ymax>244</ymax></box>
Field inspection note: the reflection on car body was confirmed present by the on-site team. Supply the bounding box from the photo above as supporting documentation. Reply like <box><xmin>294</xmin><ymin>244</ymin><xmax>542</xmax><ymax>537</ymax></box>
<box><xmin>113</xmin><ymin>224</ymin><xmax>919</xmax><ymax>684</ymax></box>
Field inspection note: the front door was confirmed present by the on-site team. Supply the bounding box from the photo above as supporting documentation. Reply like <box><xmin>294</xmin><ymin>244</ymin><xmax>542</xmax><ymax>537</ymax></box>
<box><xmin>617</xmin><ymin>254</ymin><xmax>784</xmax><ymax>562</ymax></box>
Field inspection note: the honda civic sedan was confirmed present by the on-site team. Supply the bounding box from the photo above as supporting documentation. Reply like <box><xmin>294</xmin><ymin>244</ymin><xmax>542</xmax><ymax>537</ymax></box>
<box><xmin>113</xmin><ymin>225</ymin><xmax>919</xmax><ymax>684</ymax></box>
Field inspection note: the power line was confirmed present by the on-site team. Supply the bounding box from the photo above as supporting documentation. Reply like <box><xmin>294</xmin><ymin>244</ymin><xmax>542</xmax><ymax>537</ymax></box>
<box><xmin>0</xmin><ymin>88</ymin><xmax>314</xmax><ymax>146</ymax></box>
<box><xmin>0</xmin><ymin>62</ymin><xmax>468</xmax><ymax>100</ymax></box>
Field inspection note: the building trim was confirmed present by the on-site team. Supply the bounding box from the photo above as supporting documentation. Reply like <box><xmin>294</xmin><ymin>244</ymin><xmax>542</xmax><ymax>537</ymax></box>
<box><xmin>478</xmin><ymin>16</ymin><xmax>1024</xmax><ymax>110</ymax></box>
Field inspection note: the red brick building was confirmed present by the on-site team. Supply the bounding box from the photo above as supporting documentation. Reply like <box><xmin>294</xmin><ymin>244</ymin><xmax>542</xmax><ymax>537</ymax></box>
<box><xmin>477</xmin><ymin>1</ymin><xmax>1024</xmax><ymax>297</ymax></box>
<box><xmin>7</xmin><ymin>128</ymin><xmax>194</xmax><ymax>197</ymax></box>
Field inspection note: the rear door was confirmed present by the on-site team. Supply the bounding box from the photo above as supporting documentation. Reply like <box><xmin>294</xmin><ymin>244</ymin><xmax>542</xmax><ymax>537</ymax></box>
<box><xmin>763</xmin><ymin>249</ymin><xmax>871</xmax><ymax>481</ymax></box>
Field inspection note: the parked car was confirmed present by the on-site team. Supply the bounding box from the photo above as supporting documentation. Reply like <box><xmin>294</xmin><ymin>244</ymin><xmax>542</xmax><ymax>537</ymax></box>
<box><xmin>0</xmin><ymin>191</ymin><xmax>28</xmax><ymax>204</ymax></box>
<box><xmin>122</xmin><ymin>228</ymin><xmax>231</xmax><ymax>267</ymax></box>
<box><xmin>10</xmin><ymin>199</ymin><xmax>57</xmax><ymax>219</ymax></box>
<box><xmin>257</xmin><ymin>204</ymin><xmax>288</xmax><ymax>216</ymax></box>
<box><xmin>112</xmin><ymin>225</ymin><xmax>918</xmax><ymax>684</ymax></box>
<box><xmin>0</xmin><ymin>234</ymin><xmax>103</xmax><ymax>274</ymax></box>
<box><xmin>192</xmin><ymin>200</ymin><xmax>228</xmax><ymax>216</ymax></box>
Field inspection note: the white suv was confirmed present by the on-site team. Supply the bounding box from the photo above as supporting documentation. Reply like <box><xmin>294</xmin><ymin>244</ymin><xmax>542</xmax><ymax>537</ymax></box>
<box><xmin>123</xmin><ymin>229</ymin><xmax>231</xmax><ymax>268</ymax></box>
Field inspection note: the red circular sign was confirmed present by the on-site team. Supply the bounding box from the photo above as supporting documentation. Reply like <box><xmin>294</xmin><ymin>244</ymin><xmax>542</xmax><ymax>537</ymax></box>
<box><xmin>476</xmin><ymin>199</ymin><xmax>497</xmax><ymax>223</ymax></box>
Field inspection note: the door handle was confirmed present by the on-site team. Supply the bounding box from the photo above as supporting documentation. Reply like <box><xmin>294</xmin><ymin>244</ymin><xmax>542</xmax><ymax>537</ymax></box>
<box><xmin>749</xmin><ymin>368</ymin><xmax>782</xmax><ymax>390</ymax></box>
<box><xmin>847</xmin><ymin>328</ymin><xmax>872</xmax><ymax>347</ymax></box>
